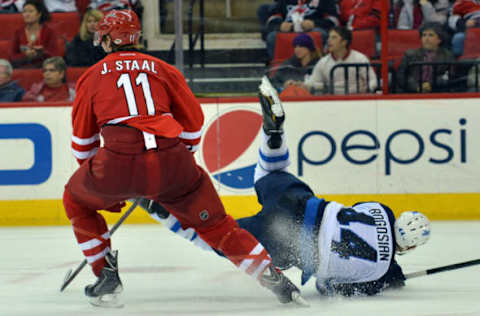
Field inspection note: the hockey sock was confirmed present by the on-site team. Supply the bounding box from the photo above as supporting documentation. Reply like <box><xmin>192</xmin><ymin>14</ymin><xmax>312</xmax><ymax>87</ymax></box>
<box><xmin>146</xmin><ymin>208</ymin><xmax>213</xmax><ymax>251</ymax></box>
<box><xmin>254</xmin><ymin>129</ymin><xmax>290</xmax><ymax>183</ymax></box>
<box><xmin>197</xmin><ymin>215</ymin><xmax>272</xmax><ymax>280</ymax></box>
<box><xmin>63</xmin><ymin>191</ymin><xmax>111</xmax><ymax>276</ymax></box>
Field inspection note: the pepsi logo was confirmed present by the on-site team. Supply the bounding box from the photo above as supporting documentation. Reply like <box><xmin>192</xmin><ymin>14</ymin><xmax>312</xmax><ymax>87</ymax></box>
<box><xmin>200</xmin><ymin>107</ymin><xmax>262</xmax><ymax>191</ymax></box>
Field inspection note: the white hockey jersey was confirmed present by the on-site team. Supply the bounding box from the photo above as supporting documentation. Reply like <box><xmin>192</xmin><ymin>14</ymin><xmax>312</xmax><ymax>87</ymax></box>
<box><xmin>316</xmin><ymin>201</ymin><xmax>395</xmax><ymax>285</ymax></box>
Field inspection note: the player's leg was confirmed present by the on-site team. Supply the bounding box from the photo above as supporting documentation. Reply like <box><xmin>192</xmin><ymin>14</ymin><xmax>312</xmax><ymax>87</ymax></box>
<box><xmin>255</xmin><ymin>76</ymin><xmax>290</xmax><ymax>183</ymax></box>
<box><xmin>156</xmin><ymin>161</ymin><xmax>305</xmax><ymax>304</ymax></box>
<box><xmin>63</xmin><ymin>149</ymin><xmax>133</xmax><ymax>307</ymax></box>
<box><xmin>158</xmin><ymin>165</ymin><xmax>271</xmax><ymax>275</ymax></box>
<box><xmin>63</xmin><ymin>189</ymin><xmax>112</xmax><ymax>276</ymax></box>
<box><xmin>63</xmin><ymin>187</ymin><xmax>123</xmax><ymax>307</ymax></box>
<box><xmin>137</xmin><ymin>198</ymin><xmax>213</xmax><ymax>251</ymax></box>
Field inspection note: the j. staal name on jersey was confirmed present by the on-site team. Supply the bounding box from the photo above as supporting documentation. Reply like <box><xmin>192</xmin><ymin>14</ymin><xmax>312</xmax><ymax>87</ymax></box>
<box><xmin>100</xmin><ymin>60</ymin><xmax>158</xmax><ymax>75</ymax></box>
<box><xmin>369</xmin><ymin>208</ymin><xmax>390</xmax><ymax>261</ymax></box>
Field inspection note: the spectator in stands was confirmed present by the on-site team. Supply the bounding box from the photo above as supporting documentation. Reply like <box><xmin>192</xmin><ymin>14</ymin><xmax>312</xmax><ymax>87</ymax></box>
<box><xmin>449</xmin><ymin>0</ymin><xmax>480</xmax><ymax>56</ymax></box>
<box><xmin>289</xmin><ymin>26</ymin><xmax>377</xmax><ymax>94</ymax></box>
<box><xmin>3</xmin><ymin>0</ymin><xmax>79</xmax><ymax>13</ymax></box>
<box><xmin>87</xmin><ymin>0</ymin><xmax>141</xmax><ymax>16</ymax></box>
<box><xmin>270</xmin><ymin>33</ymin><xmax>321</xmax><ymax>92</ymax></box>
<box><xmin>22</xmin><ymin>56</ymin><xmax>75</xmax><ymax>101</ymax></box>
<box><xmin>397</xmin><ymin>22</ymin><xmax>454</xmax><ymax>93</ymax></box>
<box><xmin>257</xmin><ymin>0</ymin><xmax>297</xmax><ymax>41</ymax></box>
<box><xmin>397</xmin><ymin>0</ymin><xmax>450</xmax><ymax>29</ymax></box>
<box><xmin>43</xmin><ymin>0</ymin><xmax>77</xmax><ymax>12</ymax></box>
<box><xmin>88</xmin><ymin>0</ymin><xmax>136</xmax><ymax>11</ymax></box>
<box><xmin>87</xmin><ymin>1</ymin><xmax>143</xmax><ymax>22</ymax></box>
<box><xmin>11</xmin><ymin>0</ymin><xmax>59</xmax><ymax>68</ymax></box>
<box><xmin>340</xmin><ymin>0</ymin><xmax>382</xmax><ymax>30</ymax></box>
<box><xmin>0</xmin><ymin>0</ymin><xmax>23</xmax><ymax>13</ymax></box>
<box><xmin>65</xmin><ymin>9</ymin><xmax>106</xmax><ymax>66</ymax></box>
<box><xmin>265</xmin><ymin>0</ymin><xmax>339</xmax><ymax>60</ymax></box>
<box><xmin>0</xmin><ymin>59</ymin><xmax>25</xmax><ymax>102</ymax></box>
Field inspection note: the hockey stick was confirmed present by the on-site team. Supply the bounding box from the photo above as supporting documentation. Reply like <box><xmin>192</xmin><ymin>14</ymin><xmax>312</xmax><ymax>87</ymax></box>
<box><xmin>59</xmin><ymin>198</ymin><xmax>141</xmax><ymax>292</ymax></box>
<box><xmin>405</xmin><ymin>258</ymin><xmax>480</xmax><ymax>279</ymax></box>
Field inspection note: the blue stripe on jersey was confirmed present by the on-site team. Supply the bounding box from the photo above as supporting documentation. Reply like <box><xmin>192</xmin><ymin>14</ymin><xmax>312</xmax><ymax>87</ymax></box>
<box><xmin>299</xmin><ymin>197</ymin><xmax>324</xmax><ymax>285</ymax></box>
<box><xmin>259</xmin><ymin>149</ymin><xmax>289</xmax><ymax>163</ymax></box>
<box><xmin>170</xmin><ymin>221</ymin><xmax>181</xmax><ymax>233</ymax></box>
<box><xmin>191</xmin><ymin>232</ymin><xmax>197</xmax><ymax>241</ymax></box>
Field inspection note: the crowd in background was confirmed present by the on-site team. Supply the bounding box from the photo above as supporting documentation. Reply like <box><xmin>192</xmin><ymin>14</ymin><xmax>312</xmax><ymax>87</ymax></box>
<box><xmin>0</xmin><ymin>0</ymin><xmax>143</xmax><ymax>102</ymax></box>
<box><xmin>1</xmin><ymin>0</ymin><xmax>480</xmax><ymax>102</ymax></box>
<box><xmin>260</xmin><ymin>0</ymin><xmax>480</xmax><ymax>95</ymax></box>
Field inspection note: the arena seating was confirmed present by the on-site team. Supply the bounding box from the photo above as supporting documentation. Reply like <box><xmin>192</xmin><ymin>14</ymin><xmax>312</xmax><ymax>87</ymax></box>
<box><xmin>75</xmin><ymin>0</ymin><xmax>91</xmax><ymax>15</ymax></box>
<box><xmin>0</xmin><ymin>14</ymin><xmax>23</xmax><ymax>40</ymax></box>
<box><xmin>461</xmin><ymin>28</ymin><xmax>480</xmax><ymax>60</ymax></box>
<box><xmin>48</xmin><ymin>12</ymin><xmax>81</xmax><ymax>42</ymax></box>
<box><xmin>11</xmin><ymin>67</ymin><xmax>88</xmax><ymax>91</ymax></box>
<box><xmin>0</xmin><ymin>38</ymin><xmax>65</xmax><ymax>62</ymax></box>
<box><xmin>351</xmin><ymin>29</ymin><xmax>377</xmax><ymax>60</ymax></box>
<box><xmin>0</xmin><ymin>12</ymin><xmax>79</xmax><ymax>64</ymax></box>
<box><xmin>0</xmin><ymin>40</ymin><xmax>11</xmax><ymax>60</ymax></box>
<box><xmin>387</xmin><ymin>29</ymin><xmax>421</xmax><ymax>69</ymax></box>
<box><xmin>0</xmin><ymin>12</ymin><xmax>80</xmax><ymax>42</ymax></box>
<box><xmin>11</xmin><ymin>69</ymin><xmax>42</xmax><ymax>91</ymax></box>
<box><xmin>66</xmin><ymin>67</ymin><xmax>88</xmax><ymax>82</ymax></box>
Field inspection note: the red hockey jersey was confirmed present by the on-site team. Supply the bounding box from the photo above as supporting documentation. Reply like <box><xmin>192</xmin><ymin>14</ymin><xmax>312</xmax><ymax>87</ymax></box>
<box><xmin>71</xmin><ymin>51</ymin><xmax>204</xmax><ymax>164</ymax></box>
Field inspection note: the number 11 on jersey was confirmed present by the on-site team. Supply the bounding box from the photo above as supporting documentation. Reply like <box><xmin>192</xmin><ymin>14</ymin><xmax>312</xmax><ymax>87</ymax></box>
<box><xmin>117</xmin><ymin>73</ymin><xmax>155</xmax><ymax>116</ymax></box>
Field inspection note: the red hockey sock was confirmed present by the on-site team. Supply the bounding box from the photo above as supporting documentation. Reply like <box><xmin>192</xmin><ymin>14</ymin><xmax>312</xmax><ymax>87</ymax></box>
<box><xmin>63</xmin><ymin>190</ymin><xmax>111</xmax><ymax>276</ymax></box>
<box><xmin>92</xmin><ymin>257</ymin><xmax>107</xmax><ymax>276</ymax></box>
<box><xmin>197</xmin><ymin>215</ymin><xmax>272</xmax><ymax>279</ymax></box>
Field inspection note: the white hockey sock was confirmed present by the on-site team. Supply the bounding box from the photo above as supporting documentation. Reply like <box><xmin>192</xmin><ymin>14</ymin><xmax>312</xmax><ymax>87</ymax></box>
<box><xmin>148</xmin><ymin>212</ymin><xmax>212</xmax><ymax>251</ymax></box>
<box><xmin>254</xmin><ymin>129</ymin><xmax>290</xmax><ymax>183</ymax></box>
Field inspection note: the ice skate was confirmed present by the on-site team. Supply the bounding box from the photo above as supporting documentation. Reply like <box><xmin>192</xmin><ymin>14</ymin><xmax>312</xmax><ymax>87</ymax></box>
<box><xmin>258</xmin><ymin>76</ymin><xmax>285</xmax><ymax>149</ymax></box>
<box><xmin>260</xmin><ymin>265</ymin><xmax>309</xmax><ymax>306</ymax></box>
<box><xmin>85</xmin><ymin>250</ymin><xmax>124</xmax><ymax>308</ymax></box>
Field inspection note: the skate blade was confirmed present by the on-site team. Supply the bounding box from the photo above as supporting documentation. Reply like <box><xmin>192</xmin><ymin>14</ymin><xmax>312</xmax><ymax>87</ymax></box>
<box><xmin>291</xmin><ymin>291</ymin><xmax>310</xmax><ymax>307</ymax></box>
<box><xmin>259</xmin><ymin>77</ymin><xmax>284</xmax><ymax>117</ymax></box>
<box><xmin>89</xmin><ymin>293</ymin><xmax>124</xmax><ymax>308</ymax></box>
<box><xmin>259</xmin><ymin>76</ymin><xmax>274</xmax><ymax>95</ymax></box>
<box><xmin>271</xmin><ymin>102</ymin><xmax>284</xmax><ymax>118</ymax></box>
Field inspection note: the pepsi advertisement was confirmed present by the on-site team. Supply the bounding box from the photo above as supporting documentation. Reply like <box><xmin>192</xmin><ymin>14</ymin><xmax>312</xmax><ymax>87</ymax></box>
<box><xmin>1</xmin><ymin>98</ymin><xmax>479</xmax><ymax>223</ymax></box>
<box><xmin>196</xmin><ymin>99</ymin><xmax>479</xmax><ymax>196</ymax></box>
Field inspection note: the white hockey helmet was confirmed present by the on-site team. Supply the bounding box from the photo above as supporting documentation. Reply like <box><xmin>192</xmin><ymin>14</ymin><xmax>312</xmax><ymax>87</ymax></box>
<box><xmin>394</xmin><ymin>211</ymin><xmax>431</xmax><ymax>253</ymax></box>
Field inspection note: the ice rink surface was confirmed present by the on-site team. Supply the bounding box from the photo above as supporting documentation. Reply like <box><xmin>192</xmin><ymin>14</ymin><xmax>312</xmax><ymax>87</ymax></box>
<box><xmin>1</xmin><ymin>221</ymin><xmax>479</xmax><ymax>316</ymax></box>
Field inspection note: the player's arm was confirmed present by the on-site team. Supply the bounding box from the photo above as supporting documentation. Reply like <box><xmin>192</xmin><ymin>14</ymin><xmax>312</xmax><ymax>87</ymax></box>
<box><xmin>317</xmin><ymin>260</ymin><xmax>406</xmax><ymax>296</ymax></box>
<box><xmin>166</xmin><ymin>67</ymin><xmax>204</xmax><ymax>153</ymax></box>
<box><xmin>71</xmin><ymin>76</ymin><xmax>100</xmax><ymax>165</ymax></box>
<box><xmin>380</xmin><ymin>260</ymin><xmax>406</xmax><ymax>290</ymax></box>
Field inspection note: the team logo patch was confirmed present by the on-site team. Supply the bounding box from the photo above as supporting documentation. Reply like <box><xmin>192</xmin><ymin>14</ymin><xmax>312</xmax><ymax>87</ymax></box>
<box><xmin>200</xmin><ymin>108</ymin><xmax>262</xmax><ymax>191</ymax></box>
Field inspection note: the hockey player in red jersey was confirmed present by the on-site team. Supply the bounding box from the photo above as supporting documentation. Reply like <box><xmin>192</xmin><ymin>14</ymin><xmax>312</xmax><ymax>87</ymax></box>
<box><xmin>63</xmin><ymin>9</ymin><xmax>306</xmax><ymax>307</ymax></box>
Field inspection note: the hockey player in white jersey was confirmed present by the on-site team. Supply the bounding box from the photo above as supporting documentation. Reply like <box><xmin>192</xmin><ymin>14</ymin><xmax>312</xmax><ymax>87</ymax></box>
<box><xmin>141</xmin><ymin>77</ymin><xmax>431</xmax><ymax>296</ymax></box>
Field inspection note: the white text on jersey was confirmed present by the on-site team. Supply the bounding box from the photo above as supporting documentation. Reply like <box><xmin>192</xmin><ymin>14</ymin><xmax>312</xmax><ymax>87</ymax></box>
<box><xmin>101</xmin><ymin>60</ymin><xmax>158</xmax><ymax>75</ymax></box>
<box><xmin>368</xmin><ymin>208</ymin><xmax>390</xmax><ymax>261</ymax></box>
